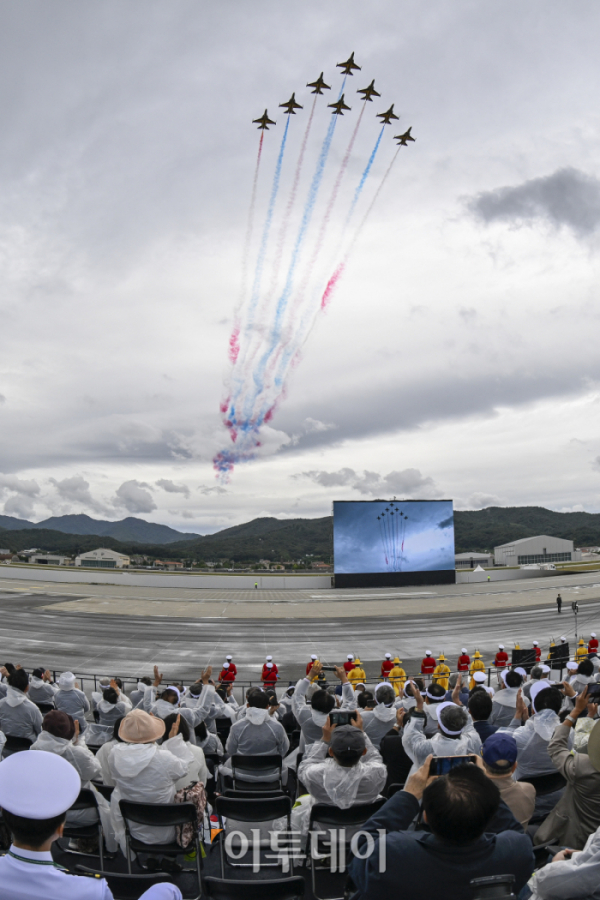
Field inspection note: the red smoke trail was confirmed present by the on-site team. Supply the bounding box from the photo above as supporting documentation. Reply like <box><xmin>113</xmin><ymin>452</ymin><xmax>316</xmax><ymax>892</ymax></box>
<box><xmin>228</xmin><ymin>329</ymin><xmax>240</xmax><ymax>363</ymax></box>
<box><xmin>321</xmin><ymin>263</ymin><xmax>345</xmax><ymax>309</ymax></box>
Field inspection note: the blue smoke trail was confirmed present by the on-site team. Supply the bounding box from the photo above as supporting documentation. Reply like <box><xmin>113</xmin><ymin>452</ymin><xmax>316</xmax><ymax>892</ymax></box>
<box><xmin>245</xmin><ymin>116</ymin><xmax>290</xmax><ymax>331</ymax></box>
<box><xmin>346</xmin><ymin>125</ymin><xmax>385</xmax><ymax>224</ymax></box>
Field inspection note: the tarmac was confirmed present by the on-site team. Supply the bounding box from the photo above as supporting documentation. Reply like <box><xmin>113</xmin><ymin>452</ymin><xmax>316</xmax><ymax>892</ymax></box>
<box><xmin>0</xmin><ymin>571</ymin><xmax>597</xmax><ymax>683</ymax></box>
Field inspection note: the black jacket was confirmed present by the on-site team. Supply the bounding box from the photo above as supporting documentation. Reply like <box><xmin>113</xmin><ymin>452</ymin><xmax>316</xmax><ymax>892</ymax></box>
<box><xmin>349</xmin><ymin>790</ymin><xmax>535</xmax><ymax>900</ymax></box>
<box><xmin>473</xmin><ymin>720</ymin><xmax>498</xmax><ymax>743</ymax></box>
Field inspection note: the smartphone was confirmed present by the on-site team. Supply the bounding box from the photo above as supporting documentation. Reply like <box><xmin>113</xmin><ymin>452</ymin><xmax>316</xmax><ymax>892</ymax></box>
<box><xmin>429</xmin><ymin>755</ymin><xmax>478</xmax><ymax>776</ymax></box>
<box><xmin>320</xmin><ymin>665</ymin><xmax>337</xmax><ymax>672</ymax></box>
<box><xmin>329</xmin><ymin>710</ymin><xmax>355</xmax><ymax>726</ymax></box>
<box><xmin>586</xmin><ymin>684</ymin><xmax>600</xmax><ymax>701</ymax></box>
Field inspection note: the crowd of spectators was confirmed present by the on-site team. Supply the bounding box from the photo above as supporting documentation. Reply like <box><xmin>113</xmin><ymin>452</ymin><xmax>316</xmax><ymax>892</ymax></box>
<box><xmin>0</xmin><ymin>646</ymin><xmax>600</xmax><ymax>899</ymax></box>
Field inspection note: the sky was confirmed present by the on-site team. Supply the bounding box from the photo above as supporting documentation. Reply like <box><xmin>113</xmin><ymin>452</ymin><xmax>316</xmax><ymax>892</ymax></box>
<box><xmin>2</xmin><ymin>1</ymin><xmax>600</xmax><ymax>534</ymax></box>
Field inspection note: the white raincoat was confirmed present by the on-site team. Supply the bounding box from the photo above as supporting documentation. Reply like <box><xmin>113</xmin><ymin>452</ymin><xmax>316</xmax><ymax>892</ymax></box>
<box><xmin>0</xmin><ymin>688</ymin><xmax>43</xmax><ymax>741</ymax></box>
<box><xmin>54</xmin><ymin>686</ymin><xmax>90</xmax><ymax>731</ymax></box>
<box><xmin>220</xmin><ymin>707</ymin><xmax>289</xmax><ymax>783</ymax></box>
<box><xmin>161</xmin><ymin>733</ymin><xmax>209</xmax><ymax>790</ymax></box>
<box><xmin>499</xmin><ymin>709</ymin><xmax>573</xmax><ymax>779</ymax></box>
<box><xmin>108</xmin><ymin>740</ymin><xmax>189</xmax><ymax>852</ymax></box>
<box><xmin>362</xmin><ymin>704</ymin><xmax>398</xmax><ymax>747</ymax></box>
<box><xmin>528</xmin><ymin>823</ymin><xmax>600</xmax><ymax>899</ymax></box>
<box><xmin>292</xmin><ymin>677</ymin><xmax>355</xmax><ymax>750</ymax></box>
<box><xmin>489</xmin><ymin>687</ymin><xmax>520</xmax><ymax>727</ymax></box>
<box><xmin>28</xmin><ymin>676</ymin><xmax>58</xmax><ymax>704</ymax></box>
<box><xmin>402</xmin><ymin>714</ymin><xmax>482</xmax><ymax>775</ymax></box>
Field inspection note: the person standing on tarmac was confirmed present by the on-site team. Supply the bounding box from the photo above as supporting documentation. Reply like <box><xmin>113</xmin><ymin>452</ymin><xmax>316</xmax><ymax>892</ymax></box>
<box><xmin>388</xmin><ymin>658</ymin><xmax>406</xmax><ymax>695</ymax></box>
<box><xmin>348</xmin><ymin>657</ymin><xmax>366</xmax><ymax>688</ymax></box>
<box><xmin>557</xmin><ymin>593</ymin><xmax>562</xmax><ymax>614</ymax></box>
<box><xmin>262</xmin><ymin>656</ymin><xmax>278</xmax><ymax>686</ymax></box>
<box><xmin>495</xmin><ymin>645</ymin><xmax>509</xmax><ymax>670</ymax></box>
<box><xmin>344</xmin><ymin>655</ymin><xmax>355</xmax><ymax>674</ymax></box>
<box><xmin>421</xmin><ymin>651</ymin><xmax>436</xmax><ymax>679</ymax></box>
<box><xmin>469</xmin><ymin>651</ymin><xmax>486</xmax><ymax>689</ymax></box>
<box><xmin>590</xmin><ymin>633</ymin><xmax>599</xmax><ymax>654</ymax></box>
<box><xmin>306</xmin><ymin>654</ymin><xmax>319</xmax><ymax>676</ymax></box>
<box><xmin>532</xmin><ymin>641</ymin><xmax>541</xmax><ymax>663</ymax></box>
<box><xmin>458</xmin><ymin>648</ymin><xmax>470</xmax><ymax>674</ymax></box>
<box><xmin>432</xmin><ymin>654</ymin><xmax>450</xmax><ymax>690</ymax></box>
<box><xmin>381</xmin><ymin>653</ymin><xmax>394</xmax><ymax>679</ymax></box>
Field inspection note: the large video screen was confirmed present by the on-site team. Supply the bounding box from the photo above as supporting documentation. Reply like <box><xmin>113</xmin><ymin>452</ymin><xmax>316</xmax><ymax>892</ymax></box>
<box><xmin>333</xmin><ymin>500</ymin><xmax>455</xmax><ymax>588</ymax></box>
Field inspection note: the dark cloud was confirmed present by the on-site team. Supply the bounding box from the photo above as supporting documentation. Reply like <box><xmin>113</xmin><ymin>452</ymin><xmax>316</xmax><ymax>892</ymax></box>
<box><xmin>299</xmin><ymin>467</ymin><xmax>440</xmax><ymax>497</ymax></box>
<box><xmin>467</xmin><ymin>167</ymin><xmax>600</xmax><ymax>237</ymax></box>
<box><xmin>156</xmin><ymin>478</ymin><xmax>190</xmax><ymax>498</ymax></box>
<box><xmin>49</xmin><ymin>475</ymin><xmax>107</xmax><ymax>513</ymax></box>
<box><xmin>112</xmin><ymin>480</ymin><xmax>156</xmax><ymax>514</ymax></box>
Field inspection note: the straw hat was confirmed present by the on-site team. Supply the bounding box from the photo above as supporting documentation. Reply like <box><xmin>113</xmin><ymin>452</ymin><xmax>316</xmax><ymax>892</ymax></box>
<box><xmin>393</xmin><ymin>657</ymin><xmax>402</xmax><ymax>664</ymax></box>
<box><xmin>473</xmin><ymin>650</ymin><xmax>483</xmax><ymax>659</ymax></box>
<box><xmin>438</xmin><ymin>653</ymin><xmax>446</xmax><ymax>661</ymax></box>
<box><xmin>119</xmin><ymin>709</ymin><xmax>165</xmax><ymax>744</ymax></box>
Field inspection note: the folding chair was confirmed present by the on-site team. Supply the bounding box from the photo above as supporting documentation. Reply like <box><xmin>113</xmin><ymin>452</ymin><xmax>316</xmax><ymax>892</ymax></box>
<box><xmin>55</xmin><ymin>788</ymin><xmax>108</xmax><ymax>866</ymax></box>
<box><xmin>91</xmin><ymin>781</ymin><xmax>114</xmax><ymax>802</ymax></box>
<box><xmin>223</xmin><ymin>788</ymin><xmax>287</xmax><ymax>799</ymax></box>
<box><xmin>214</xmin><ymin>794</ymin><xmax>292</xmax><ymax>877</ymax></box>
<box><xmin>215</xmin><ymin>716</ymin><xmax>232</xmax><ymax>745</ymax></box>
<box><xmin>119</xmin><ymin>799</ymin><xmax>202</xmax><ymax>900</ymax></box>
<box><xmin>204</xmin><ymin>876</ymin><xmax>305</xmax><ymax>900</ymax></box>
<box><xmin>308</xmin><ymin>800</ymin><xmax>386</xmax><ymax>900</ymax></box>
<box><xmin>75</xmin><ymin>865</ymin><xmax>173</xmax><ymax>900</ymax></box>
<box><xmin>1</xmin><ymin>735</ymin><xmax>33</xmax><ymax>758</ymax></box>
<box><xmin>385</xmin><ymin>783</ymin><xmax>404</xmax><ymax>799</ymax></box>
<box><xmin>518</xmin><ymin>772</ymin><xmax>567</xmax><ymax>794</ymax></box>
<box><xmin>33</xmin><ymin>701</ymin><xmax>55</xmax><ymax>715</ymax></box>
<box><xmin>230</xmin><ymin>754</ymin><xmax>283</xmax><ymax>791</ymax></box>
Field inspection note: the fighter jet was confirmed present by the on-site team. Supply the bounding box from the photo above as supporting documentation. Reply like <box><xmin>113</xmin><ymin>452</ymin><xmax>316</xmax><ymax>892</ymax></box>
<box><xmin>357</xmin><ymin>79</ymin><xmax>380</xmax><ymax>102</ymax></box>
<box><xmin>328</xmin><ymin>94</ymin><xmax>351</xmax><ymax>115</ymax></box>
<box><xmin>394</xmin><ymin>127</ymin><xmax>415</xmax><ymax>146</ymax></box>
<box><xmin>307</xmin><ymin>72</ymin><xmax>331</xmax><ymax>94</ymax></box>
<box><xmin>279</xmin><ymin>93</ymin><xmax>303</xmax><ymax>115</ymax></box>
<box><xmin>252</xmin><ymin>109</ymin><xmax>276</xmax><ymax>130</ymax></box>
<box><xmin>376</xmin><ymin>104</ymin><xmax>399</xmax><ymax>125</ymax></box>
<box><xmin>336</xmin><ymin>52</ymin><xmax>361</xmax><ymax>75</ymax></box>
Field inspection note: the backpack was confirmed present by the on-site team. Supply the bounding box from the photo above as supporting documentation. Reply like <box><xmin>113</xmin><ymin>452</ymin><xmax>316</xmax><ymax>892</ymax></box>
<box><xmin>174</xmin><ymin>781</ymin><xmax>207</xmax><ymax>849</ymax></box>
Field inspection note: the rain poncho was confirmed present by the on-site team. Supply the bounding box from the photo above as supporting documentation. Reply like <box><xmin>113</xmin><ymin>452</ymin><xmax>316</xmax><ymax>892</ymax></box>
<box><xmin>144</xmin><ymin>684</ymin><xmax>215</xmax><ymax>738</ymax></box>
<box><xmin>161</xmin><ymin>733</ymin><xmax>208</xmax><ymax>790</ymax></box>
<box><xmin>424</xmin><ymin>703</ymin><xmax>445</xmax><ymax>738</ymax></box>
<box><xmin>528</xmin><ymin>823</ymin><xmax>600</xmax><ymax>899</ymax></box>
<box><xmin>362</xmin><ymin>704</ymin><xmax>398</xmax><ymax>748</ymax></box>
<box><xmin>97</xmin><ymin>698</ymin><xmax>130</xmax><ymax>727</ymax></box>
<box><xmin>402</xmin><ymin>714</ymin><xmax>482</xmax><ymax>774</ymax></box>
<box><xmin>296</xmin><ymin>734</ymin><xmax>386</xmax><ymax>814</ymax></box>
<box><xmin>0</xmin><ymin>688</ymin><xmax>43</xmax><ymax>741</ymax></box>
<box><xmin>197</xmin><ymin>731</ymin><xmax>224</xmax><ymax>757</ymax></box>
<box><xmin>54</xmin><ymin>686</ymin><xmax>90</xmax><ymax>732</ymax></box>
<box><xmin>219</xmin><ymin>707</ymin><xmax>289</xmax><ymax>782</ymax></box>
<box><xmin>108</xmin><ymin>740</ymin><xmax>188</xmax><ymax>852</ymax></box>
<box><xmin>292</xmin><ymin>676</ymin><xmax>355</xmax><ymax>750</ymax></box>
<box><xmin>499</xmin><ymin>710</ymin><xmax>573</xmax><ymax>779</ymax></box>
<box><xmin>28</xmin><ymin>676</ymin><xmax>58</xmax><ymax>704</ymax></box>
<box><xmin>489</xmin><ymin>687</ymin><xmax>520</xmax><ymax>727</ymax></box>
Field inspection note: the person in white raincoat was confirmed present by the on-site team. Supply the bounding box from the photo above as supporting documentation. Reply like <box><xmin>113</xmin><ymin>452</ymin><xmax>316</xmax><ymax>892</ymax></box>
<box><xmin>87</xmin><ymin>682</ymin><xmax>132</xmax><ymax>748</ymax></box>
<box><xmin>361</xmin><ymin>684</ymin><xmax>400</xmax><ymax>748</ymax></box>
<box><xmin>402</xmin><ymin>679</ymin><xmax>481</xmax><ymax>776</ymax></box>
<box><xmin>160</xmin><ymin>712</ymin><xmax>208</xmax><ymax>790</ymax></box>
<box><xmin>497</xmin><ymin>683</ymin><xmax>572</xmax><ymax>780</ymax></box>
<box><xmin>30</xmin><ymin>710</ymin><xmax>118</xmax><ymax>852</ymax></box>
<box><xmin>129</xmin><ymin>677</ymin><xmax>152</xmax><ymax>709</ymax></box>
<box><xmin>293</xmin><ymin>713</ymin><xmax>386</xmax><ymax>837</ymax></box>
<box><xmin>219</xmin><ymin>690</ymin><xmax>289</xmax><ymax>784</ymax></box>
<box><xmin>107</xmin><ymin>709</ymin><xmax>189</xmax><ymax>854</ymax></box>
<box><xmin>489</xmin><ymin>670</ymin><xmax>523</xmax><ymax>727</ymax></box>
<box><xmin>143</xmin><ymin>665</ymin><xmax>215</xmax><ymax>740</ymax></box>
<box><xmin>527</xmin><ymin>822</ymin><xmax>600</xmax><ymax>899</ymax></box>
<box><xmin>96</xmin><ymin>717</ymin><xmax>126</xmax><ymax>786</ymax></box>
<box><xmin>0</xmin><ymin>668</ymin><xmax>43</xmax><ymax>743</ymax></box>
<box><xmin>28</xmin><ymin>667</ymin><xmax>58</xmax><ymax>704</ymax></box>
<box><xmin>292</xmin><ymin>662</ymin><xmax>356</xmax><ymax>750</ymax></box>
<box><xmin>54</xmin><ymin>671</ymin><xmax>90</xmax><ymax>732</ymax></box>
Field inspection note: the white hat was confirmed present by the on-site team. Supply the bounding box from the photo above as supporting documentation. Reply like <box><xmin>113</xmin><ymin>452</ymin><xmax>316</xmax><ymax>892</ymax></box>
<box><xmin>540</xmin><ymin>664</ymin><xmax>551</xmax><ymax>674</ymax></box>
<box><xmin>266</xmin><ymin>663</ymin><xmax>273</xmax><ymax>669</ymax></box>
<box><xmin>425</xmin><ymin>650</ymin><xmax>432</xmax><ymax>656</ymax></box>
<box><xmin>531</xmin><ymin>680</ymin><xmax>552</xmax><ymax>711</ymax></box>
<box><xmin>592</xmin><ymin>634</ymin><xmax>597</xmax><ymax>639</ymax></box>
<box><xmin>266</xmin><ymin>656</ymin><xmax>273</xmax><ymax>661</ymax></box>
<box><xmin>500</xmin><ymin>670</ymin><xmax>510</xmax><ymax>685</ymax></box>
<box><xmin>515</xmin><ymin>667</ymin><xmax>527</xmax><ymax>678</ymax></box>
<box><xmin>461</xmin><ymin>648</ymin><xmax>467</xmax><ymax>654</ymax></box>
<box><xmin>347</xmin><ymin>654</ymin><xmax>354</xmax><ymax>660</ymax></box>
<box><xmin>566</xmin><ymin>661</ymin><xmax>578</xmax><ymax>671</ymax></box>
<box><xmin>533</xmin><ymin>641</ymin><xmax>539</xmax><ymax>646</ymax></box>
<box><xmin>473</xmin><ymin>672</ymin><xmax>487</xmax><ymax>683</ymax></box>
<box><xmin>498</xmin><ymin>644</ymin><xmax>504</xmax><ymax>650</ymax></box>
<box><xmin>0</xmin><ymin>749</ymin><xmax>80</xmax><ymax>818</ymax></box>
<box><xmin>311</xmin><ymin>654</ymin><xmax>318</xmax><ymax>660</ymax></box>
<box><xmin>226</xmin><ymin>655</ymin><xmax>233</xmax><ymax>660</ymax></box>
<box><xmin>223</xmin><ymin>662</ymin><xmax>230</xmax><ymax>669</ymax></box>
<box><xmin>58</xmin><ymin>672</ymin><xmax>76</xmax><ymax>691</ymax></box>
<box><xmin>385</xmin><ymin>653</ymin><xmax>391</xmax><ymax>659</ymax></box>
<box><xmin>560</xmin><ymin>637</ymin><xmax>566</xmax><ymax>642</ymax></box>
<box><xmin>436</xmin><ymin>701</ymin><xmax>466</xmax><ymax>736</ymax></box>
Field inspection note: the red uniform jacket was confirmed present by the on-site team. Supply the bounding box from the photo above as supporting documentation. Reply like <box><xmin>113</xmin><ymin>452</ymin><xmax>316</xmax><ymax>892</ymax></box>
<box><xmin>226</xmin><ymin>662</ymin><xmax>237</xmax><ymax>678</ymax></box>
<box><xmin>381</xmin><ymin>660</ymin><xmax>394</xmax><ymax>678</ymax></box>
<box><xmin>219</xmin><ymin>668</ymin><xmax>235</xmax><ymax>683</ymax></box>
<box><xmin>343</xmin><ymin>661</ymin><xmax>355</xmax><ymax>673</ymax></box>
<box><xmin>262</xmin><ymin>663</ymin><xmax>278</xmax><ymax>684</ymax></box>
<box><xmin>495</xmin><ymin>651</ymin><xmax>509</xmax><ymax>668</ymax></box>
<box><xmin>458</xmin><ymin>654</ymin><xmax>470</xmax><ymax>671</ymax></box>
<box><xmin>306</xmin><ymin>661</ymin><xmax>317</xmax><ymax>675</ymax></box>
<box><xmin>421</xmin><ymin>657</ymin><xmax>436</xmax><ymax>675</ymax></box>
<box><xmin>533</xmin><ymin>646</ymin><xmax>541</xmax><ymax>662</ymax></box>
<box><xmin>589</xmin><ymin>639</ymin><xmax>599</xmax><ymax>653</ymax></box>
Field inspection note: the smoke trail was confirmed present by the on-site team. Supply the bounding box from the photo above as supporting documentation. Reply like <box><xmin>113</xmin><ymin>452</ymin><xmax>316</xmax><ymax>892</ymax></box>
<box><xmin>346</xmin><ymin>125</ymin><xmax>385</xmax><ymax>223</ymax></box>
<box><xmin>321</xmin><ymin>263</ymin><xmax>345</xmax><ymax>310</ymax></box>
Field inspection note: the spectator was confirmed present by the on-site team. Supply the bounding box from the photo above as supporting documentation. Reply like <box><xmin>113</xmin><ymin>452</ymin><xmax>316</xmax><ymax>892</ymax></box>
<box><xmin>534</xmin><ymin>689</ymin><xmax>600</xmax><ymax>850</ymax></box>
<box><xmin>357</xmin><ymin>690</ymin><xmax>375</xmax><ymax>709</ymax></box>
<box><xmin>28</xmin><ymin>668</ymin><xmax>57</xmax><ymax>704</ymax></box>
<box><xmin>472</xmin><ymin>671</ymin><xmax>495</xmax><ymax>696</ymax></box>
<box><xmin>500</xmin><ymin>684</ymin><xmax>572</xmax><ymax>780</ymax></box>
<box><xmin>349</xmin><ymin>755</ymin><xmax>535</xmax><ymax>899</ymax></box>
<box><xmin>523</xmin><ymin>665</ymin><xmax>546</xmax><ymax>702</ymax></box>
<box><xmin>489</xmin><ymin>669</ymin><xmax>523</xmax><ymax>727</ymax></box>
<box><xmin>144</xmin><ymin>665</ymin><xmax>214</xmax><ymax>739</ymax></box>
<box><xmin>96</xmin><ymin>683</ymin><xmax>130</xmax><ymax>726</ymax></box>
<box><xmin>160</xmin><ymin>712</ymin><xmax>208</xmax><ymax>790</ymax></box>
<box><xmin>445</xmin><ymin>672</ymin><xmax>469</xmax><ymax>706</ymax></box>
<box><xmin>0</xmin><ymin>749</ymin><xmax>182</xmax><ymax>899</ymax></box>
<box><xmin>361</xmin><ymin>684</ymin><xmax>398</xmax><ymax>748</ymax></box>
<box><xmin>107</xmin><ymin>709</ymin><xmax>189</xmax><ymax>854</ymax></box>
<box><xmin>569</xmin><ymin>658</ymin><xmax>597</xmax><ymax>696</ymax></box>
<box><xmin>527</xmin><ymin>821</ymin><xmax>600</xmax><ymax>900</ymax></box>
<box><xmin>402</xmin><ymin>681</ymin><xmax>481</xmax><ymax>773</ymax></box>
<box><xmin>129</xmin><ymin>676</ymin><xmax>152</xmax><ymax>709</ymax></box>
<box><xmin>219</xmin><ymin>690</ymin><xmax>289</xmax><ymax>784</ymax></box>
<box><xmin>481</xmin><ymin>732</ymin><xmax>535</xmax><ymax>829</ymax></box>
<box><xmin>292</xmin><ymin>662</ymin><xmax>354</xmax><ymax>749</ymax></box>
<box><xmin>401</xmin><ymin>678</ymin><xmax>425</xmax><ymax>712</ymax></box>
<box><xmin>54</xmin><ymin>671</ymin><xmax>90</xmax><ymax>733</ymax></box>
<box><xmin>0</xmin><ymin>667</ymin><xmax>43</xmax><ymax>744</ymax></box>
<box><xmin>194</xmin><ymin>720</ymin><xmax>224</xmax><ymax>757</ymax></box>
<box><xmin>468</xmin><ymin>689</ymin><xmax>498</xmax><ymax>743</ymax></box>
<box><xmin>422</xmin><ymin>682</ymin><xmax>447</xmax><ymax>737</ymax></box>
<box><xmin>379</xmin><ymin>708</ymin><xmax>413</xmax><ymax>790</ymax></box>
<box><xmin>96</xmin><ymin>716</ymin><xmax>126</xmax><ymax>786</ymax></box>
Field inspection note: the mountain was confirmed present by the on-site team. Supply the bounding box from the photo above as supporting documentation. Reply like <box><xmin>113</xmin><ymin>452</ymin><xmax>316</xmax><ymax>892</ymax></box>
<box><xmin>0</xmin><ymin>513</ymin><xmax>199</xmax><ymax>544</ymax></box>
<box><xmin>452</xmin><ymin>506</ymin><xmax>600</xmax><ymax>553</ymax></box>
<box><xmin>171</xmin><ymin>516</ymin><xmax>333</xmax><ymax>562</ymax></box>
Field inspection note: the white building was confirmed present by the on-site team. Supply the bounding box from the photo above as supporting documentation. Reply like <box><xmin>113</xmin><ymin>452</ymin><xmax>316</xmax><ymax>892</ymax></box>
<box><xmin>75</xmin><ymin>548</ymin><xmax>130</xmax><ymax>569</ymax></box>
<box><xmin>29</xmin><ymin>553</ymin><xmax>70</xmax><ymax>566</ymax></box>
<box><xmin>455</xmin><ymin>552</ymin><xmax>494</xmax><ymax>569</ymax></box>
<box><xmin>494</xmin><ymin>535</ymin><xmax>581</xmax><ymax>567</ymax></box>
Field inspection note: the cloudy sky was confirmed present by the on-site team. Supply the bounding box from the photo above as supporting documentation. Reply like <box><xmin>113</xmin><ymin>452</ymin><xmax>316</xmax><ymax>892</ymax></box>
<box><xmin>2</xmin><ymin>1</ymin><xmax>600</xmax><ymax>534</ymax></box>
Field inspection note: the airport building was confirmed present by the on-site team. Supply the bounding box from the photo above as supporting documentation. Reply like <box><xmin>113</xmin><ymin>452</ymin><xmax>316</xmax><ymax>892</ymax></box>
<box><xmin>29</xmin><ymin>553</ymin><xmax>70</xmax><ymax>566</ymax></box>
<box><xmin>494</xmin><ymin>535</ymin><xmax>581</xmax><ymax>567</ymax></box>
<box><xmin>75</xmin><ymin>548</ymin><xmax>130</xmax><ymax>568</ymax></box>
<box><xmin>455</xmin><ymin>552</ymin><xmax>494</xmax><ymax>569</ymax></box>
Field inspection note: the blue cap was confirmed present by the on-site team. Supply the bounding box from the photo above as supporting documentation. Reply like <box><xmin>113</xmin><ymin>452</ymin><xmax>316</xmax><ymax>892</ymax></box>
<box><xmin>482</xmin><ymin>732</ymin><xmax>518</xmax><ymax>769</ymax></box>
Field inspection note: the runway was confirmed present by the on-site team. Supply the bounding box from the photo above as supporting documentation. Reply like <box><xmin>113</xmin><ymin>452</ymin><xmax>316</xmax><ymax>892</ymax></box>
<box><xmin>0</xmin><ymin>570</ymin><xmax>598</xmax><ymax>684</ymax></box>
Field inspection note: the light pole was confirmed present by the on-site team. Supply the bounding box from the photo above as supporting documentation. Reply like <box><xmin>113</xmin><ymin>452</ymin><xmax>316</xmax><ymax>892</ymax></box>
<box><xmin>572</xmin><ymin>600</ymin><xmax>579</xmax><ymax>643</ymax></box>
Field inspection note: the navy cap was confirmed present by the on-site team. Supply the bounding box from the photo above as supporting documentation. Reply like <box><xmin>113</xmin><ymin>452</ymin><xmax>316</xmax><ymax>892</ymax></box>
<box><xmin>482</xmin><ymin>733</ymin><xmax>518</xmax><ymax>769</ymax></box>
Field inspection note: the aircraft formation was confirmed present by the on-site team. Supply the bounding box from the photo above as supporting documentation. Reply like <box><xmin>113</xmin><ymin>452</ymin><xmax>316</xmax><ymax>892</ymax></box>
<box><xmin>215</xmin><ymin>53</ymin><xmax>416</xmax><ymax>478</ymax></box>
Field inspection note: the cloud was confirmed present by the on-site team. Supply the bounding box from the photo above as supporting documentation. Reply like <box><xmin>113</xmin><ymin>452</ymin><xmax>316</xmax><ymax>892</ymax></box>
<box><xmin>0</xmin><ymin>475</ymin><xmax>41</xmax><ymax>497</ymax></box>
<box><xmin>299</xmin><ymin>467</ymin><xmax>440</xmax><ymax>498</ymax></box>
<box><xmin>112</xmin><ymin>480</ymin><xmax>156</xmax><ymax>515</ymax></box>
<box><xmin>199</xmin><ymin>485</ymin><xmax>227</xmax><ymax>496</ymax></box>
<box><xmin>302</xmin><ymin>418</ymin><xmax>336</xmax><ymax>434</ymax></box>
<box><xmin>49</xmin><ymin>475</ymin><xmax>107</xmax><ymax>513</ymax></box>
<box><xmin>467</xmin><ymin>167</ymin><xmax>600</xmax><ymax>237</ymax></box>
<box><xmin>156</xmin><ymin>478</ymin><xmax>190</xmax><ymax>498</ymax></box>
<box><xmin>3</xmin><ymin>494</ymin><xmax>35</xmax><ymax>518</ymax></box>
<box><xmin>463</xmin><ymin>492</ymin><xmax>503</xmax><ymax>509</ymax></box>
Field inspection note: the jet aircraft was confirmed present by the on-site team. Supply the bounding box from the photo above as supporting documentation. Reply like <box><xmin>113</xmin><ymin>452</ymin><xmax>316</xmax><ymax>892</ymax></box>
<box><xmin>279</xmin><ymin>92</ymin><xmax>303</xmax><ymax>115</ymax></box>
<box><xmin>328</xmin><ymin>94</ymin><xmax>351</xmax><ymax>115</ymax></box>
<box><xmin>336</xmin><ymin>52</ymin><xmax>361</xmax><ymax>75</ymax></box>
<box><xmin>307</xmin><ymin>72</ymin><xmax>331</xmax><ymax>94</ymax></box>
<box><xmin>377</xmin><ymin>104</ymin><xmax>399</xmax><ymax>125</ymax></box>
<box><xmin>395</xmin><ymin>127</ymin><xmax>415</xmax><ymax>146</ymax></box>
<box><xmin>253</xmin><ymin>110</ymin><xmax>276</xmax><ymax>130</ymax></box>
<box><xmin>357</xmin><ymin>79</ymin><xmax>380</xmax><ymax>102</ymax></box>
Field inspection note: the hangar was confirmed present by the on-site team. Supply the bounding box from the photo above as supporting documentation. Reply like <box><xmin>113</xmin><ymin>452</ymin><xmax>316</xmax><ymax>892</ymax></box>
<box><xmin>494</xmin><ymin>535</ymin><xmax>581</xmax><ymax>567</ymax></box>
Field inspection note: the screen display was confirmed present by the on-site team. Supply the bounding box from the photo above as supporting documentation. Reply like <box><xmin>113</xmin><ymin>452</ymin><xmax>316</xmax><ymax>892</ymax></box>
<box><xmin>333</xmin><ymin>500</ymin><xmax>455</xmax><ymax>575</ymax></box>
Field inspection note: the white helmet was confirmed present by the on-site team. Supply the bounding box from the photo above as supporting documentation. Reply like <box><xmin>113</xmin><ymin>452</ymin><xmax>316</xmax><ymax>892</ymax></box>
<box><xmin>533</xmin><ymin>641</ymin><xmax>539</xmax><ymax>646</ymax></box>
<box><xmin>461</xmin><ymin>648</ymin><xmax>467</xmax><ymax>654</ymax></box>
<box><xmin>266</xmin><ymin>655</ymin><xmax>273</xmax><ymax>661</ymax></box>
<box><xmin>310</xmin><ymin>654</ymin><xmax>318</xmax><ymax>660</ymax></box>
<box><xmin>347</xmin><ymin>654</ymin><xmax>354</xmax><ymax>660</ymax></box>
<box><xmin>592</xmin><ymin>633</ymin><xmax>597</xmax><ymax>638</ymax></box>
<box><xmin>223</xmin><ymin>662</ymin><xmax>230</xmax><ymax>669</ymax></box>
<box><xmin>385</xmin><ymin>653</ymin><xmax>391</xmax><ymax>659</ymax></box>
<box><xmin>498</xmin><ymin>644</ymin><xmax>504</xmax><ymax>650</ymax></box>
<box><xmin>425</xmin><ymin>650</ymin><xmax>432</xmax><ymax>656</ymax></box>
